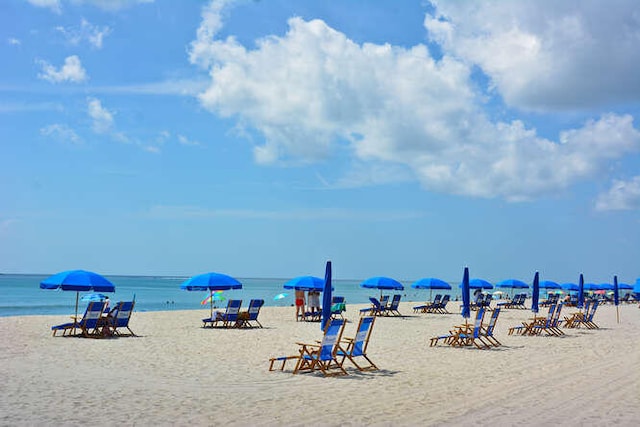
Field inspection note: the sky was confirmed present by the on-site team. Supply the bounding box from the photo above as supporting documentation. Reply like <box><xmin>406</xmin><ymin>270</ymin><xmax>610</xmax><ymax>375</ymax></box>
<box><xmin>1</xmin><ymin>0</ymin><xmax>640</xmax><ymax>284</ymax></box>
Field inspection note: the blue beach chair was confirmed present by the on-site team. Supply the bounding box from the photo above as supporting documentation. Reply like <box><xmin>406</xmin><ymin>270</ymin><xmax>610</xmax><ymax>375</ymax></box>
<box><xmin>238</xmin><ymin>299</ymin><xmax>264</xmax><ymax>328</ymax></box>
<box><xmin>293</xmin><ymin>318</ymin><xmax>348</xmax><ymax>376</ymax></box>
<box><xmin>203</xmin><ymin>299</ymin><xmax>242</xmax><ymax>328</ymax></box>
<box><xmin>51</xmin><ymin>301</ymin><xmax>106</xmax><ymax>337</ymax></box>
<box><xmin>110</xmin><ymin>301</ymin><xmax>136</xmax><ymax>336</ymax></box>
<box><xmin>336</xmin><ymin>316</ymin><xmax>378</xmax><ymax>371</ymax></box>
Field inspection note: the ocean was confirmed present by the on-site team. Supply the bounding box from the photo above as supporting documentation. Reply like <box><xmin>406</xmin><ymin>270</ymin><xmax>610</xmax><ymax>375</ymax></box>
<box><xmin>0</xmin><ymin>274</ymin><xmax>442</xmax><ymax>317</ymax></box>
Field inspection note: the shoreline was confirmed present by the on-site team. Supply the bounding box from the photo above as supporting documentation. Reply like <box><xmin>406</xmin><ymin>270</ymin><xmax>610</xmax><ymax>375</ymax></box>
<box><xmin>3</xmin><ymin>302</ymin><xmax>639</xmax><ymax>426</ymax></box>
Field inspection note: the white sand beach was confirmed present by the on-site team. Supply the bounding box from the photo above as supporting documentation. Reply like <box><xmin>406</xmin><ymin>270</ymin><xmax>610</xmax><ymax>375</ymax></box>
<box><xmin>2</xmin><ymin>301</ymin><xmax>639</xmax><ymax>426</ymax></box>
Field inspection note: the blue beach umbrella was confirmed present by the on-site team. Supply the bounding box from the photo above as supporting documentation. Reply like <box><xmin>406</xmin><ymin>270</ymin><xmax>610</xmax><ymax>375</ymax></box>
<box><xmin>539</xmin><ymin>280</ymin><xmax>562</xmax><ymax>290</ymax></box>
<box><xmin>496</xmin><ymin>279</ymin><xmax>529</xmax><ymax>289</ymax></box>
<box><xmin>617</xmin><ymin>283</ymin><xmax>633</xmax><ymax>290</ymax></box>
<box><xmin>460</xmin><ymin>279</ymin><xmax>493</xmax><ymax>289</ymax></box>
<box><xmin>461</xmin><ymin>267</ymin><xmax>470</xmax><ymax>320</ymax></box>
<box><xmin>578</xmin><ymin>274</ymin><xmax>585</xmax><ymax>309</ymax></box>
<box><xmin>361</xmin><ymin>276</ymin><xmax>404</xmax><ymax>298</ymax></box>
<box><xmin>321</xmin><ymin>261</ymin><xmax>332</xmax><ymax>331</ymax></box>
<box><xmin>411</xmin><ymin>278</ymin><xmax>451</xmax><ymax>299</ymax></box>
<box><xmin>40</xmin><ymin>269</ymin><xmax>116</xmax><ymax>319</ymax></box>
<box><xmin>531</xmin><ymin>272</ymin><xmax>540</xmax><ymax>314</ymax></box>
<box><xmin>283</xmin><ymin>276</ymin><xmax>326</xmax><ymax>291</ymax></box>
<box><xmin>561</xmin><ymin>283</ymin><xmax>579</xmax><ymax>292</ymax></box>
<box><xmin>613</xmin><ymin>275</ymin><xmax>620</xmax><ymax>324</ymax></box>
<box><xmin>180</xmin><ymin>272</ymin><xmax>242</xmax><ymax>319</ymax></box>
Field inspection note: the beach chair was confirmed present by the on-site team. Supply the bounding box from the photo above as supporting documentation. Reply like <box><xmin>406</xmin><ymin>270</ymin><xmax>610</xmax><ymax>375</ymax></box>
<box><xmin>430</xmin><ymin>308</ymin><xmax>486</xmax><ymax>347</ymax></box>
<box><xmin>510</xmin><ymin>304</ymin><xmax>556</xmax><ymax>336</ymax></box>
<box><xmin>455</xmin><ymin>307</ymin><xmax>489</xmax><ymax>349</ymax></box>
<box><xmin>481</xmin><ymin>307</ymin><xmax>501</xmax><ymax>347</ymax></box>
<box><xmin>237</xmin><ymin>299</ymin><xmax>264</xmax><ymax>328</ymax></box>
<box><xmin>563</xmin><ymin>301</ymin><xmax>591</xmax><ymax>329</ymax></box>
<box><xmin>203</xmin><ymin>299</ymin><xmax>242</xmax><ymax>328</ymax></box>
<box><xmin>386</xmin><ymin>294</ymin><xmax>402</xmax><ymax>316</ymax></box>
<box><xmin>469</xmin><ymin>293</ymin><xmax>485</xmax><ymax>311</ymax></box>
<box><xmin>293</xmin><ymin>318</ymin><xmax>348</xmax><ymax>376</ymax></box>
<box><xmin>433</xmin><ymin>294</ymin><xmax>451</xmax><ymax>314</ymax></box>
<box><xmin>413</xmin><ymin>294</ymin><xmax>441</xmax><ymax>313</ymax></box>
<box><xmin>336</xmin><ymin>316</ymin><xmax>378</xmax><ymax>371</ymax></box>
<box><xmin>51</xmin><ymin>302</ymin><xmax>99</xmax><ymax>337</ymax></box>
<box><xmin>497</xmin><ymin>294</ymin><xmax>519</xmax><ymax>309</ymax></box>
<box><xmin>482</xmin><ymin>293</ymin><xmax>493</xmax><ymax>310</ymax></box>
<box><xmin>109</xmin><ymin>301</ymin><xmax>136</xmax><ymax>336</ymax></box>
<box><xmin>330</xmin><ymin>296</ymin><xmax>346</xmax><ymax>319</ymax></box>
<box><xmin>51</xmin><ymin>301</ymin><xmax>107</xmax><ymax>337</ymax></box>
<box><xmin>360</xmin><ymin>297</ymin><xmax>387</xmax><ymax>316</ymax></box>
<box><xmin>572</xmin><ymin>300</ymin><xmax>600</xmax><ymax>329</ymax></box>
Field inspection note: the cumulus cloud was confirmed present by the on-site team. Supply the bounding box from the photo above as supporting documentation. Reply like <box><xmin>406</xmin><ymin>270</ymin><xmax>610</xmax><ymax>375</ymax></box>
<box><xmin>37</xmin><ymin>55</ymin><xmax>87</xmax><ymax>83</ymax></box>
<box><xmin>27</xmin><ymin>0</ymin><xmax>61</xmax><ymax>13</ymax></box>
<box><xmin>424</xmin><ymin>0</ymin><xmax>640</xmax><ymax>111</ymax></box>
<box><xmin>189</xmin><ymin>2</ymin><xmax>640</xmax><ymax>201</ymax></box>
<box><xmin>595</xmin><ymin>176</ymin><xmax>640</xmax><ymax>211</ymax></box>
<box><xmin>56</xmin><ymin>18</ymin><xmax>111</xmax><ymax>49</ymax></box>
<box><xmin>40</xmin><ymin>123</ymin><xmax>82</xmax><ymax>145</ymax></box>
<box><xmin>27</xmin><ymin>0</ymin><xmax>153</xmax><ymax>13</ymax></box>
<box><xmin>87</xmin><ymin>97</ymin><xmax>114</xmax><ymax>133</ymax></box>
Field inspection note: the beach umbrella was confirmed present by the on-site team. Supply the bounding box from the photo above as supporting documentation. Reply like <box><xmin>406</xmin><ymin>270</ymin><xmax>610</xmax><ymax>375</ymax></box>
<box><xmin>180</xmin><ymin>272</ymin><xmax>242</xmax><ymax>319</ymax></box>
<box><xmin>561</xmin><ymin>283</ymin><xmax>579</xmax><ymax>292</ymax></box>
<box><xmin>273</xmin><ymin>293</ymin><xmax>287</xmax><ymax>300</ymax></box>
<box><xmin>614</xmin><ymin>276</ymin><xmax>620</xmax><ymax>324</ymax></box>
<box><xmin>617</xmin><ymin>283</ymin><xmax>633</xmax><ymax>290</ymax></box>
<box><xmin>200</xmin><ymin>291</ymin><xmax>225</xmax><ymax>306</ymax></box>
<box><xmin>578</xmin><ymin>274</ymin><xmax>585</xmax><ymax>309</ymax></box>
<box><xmin>461</xmin><ymin>267</ymin><xmax>470</xmax><ymax>320</ymax></box>
<box><xmin>40</xmin><ymin>269</ymin><xmax>116</xmax><ymax>319</ymax></box>
<box><xmin>411</xmin><ymin>278</ymin><xmax>451</xmax><ymax>299</ymax></box>
<box><xmin>283</xmin><ymin>276</ymin><xmax>326</xmax><ymax>291</ymax></box>
<box><xmin>539</xmin><ymin>280</ymin><xmax>561</xmax><ymax>290</ymax></box>
<box><xmin>531</xmin><ymin>272</ymin><xmax>540</xmax><ymax>314</ymax></box>
<box><xmin>459</xmin><ymin>279</ymin><xmax>493</xmax><ymax>289</ymax></box>
<box><xmin>321</xmin><ymin>261</ymin><xmax>332</xmax><ymax>331</ymax></box>
<box><xmin>496</xmin><ymin>279</ymin><xmax>528</xmax><ymax>289</ymax></box>
<box><xmin>360</xmin><ymin>276</ymin><xmax>404</xmax><ymax>298</ymax></box>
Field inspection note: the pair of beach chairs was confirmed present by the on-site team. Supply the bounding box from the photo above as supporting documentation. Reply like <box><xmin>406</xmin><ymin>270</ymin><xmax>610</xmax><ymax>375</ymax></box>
<box><xmin>563</xmin><ymin>300</ymin><xmax>599</xmax><ymax>329</ymax></box>
<box><xmin>51</xmin><ymin>301</ymin><xmax>136</xmax><ymax>338</ymax></box>
<box><xmin>430</xmin><ymin>307</ymin><xmax>502</xmax><ymax>349</ymax></box>
<box><xmin>360</xmin><ymin>294</ymin><xmax>402</xmax><ymax>316</ymax></box>
<box><xmin>202</xmin><ymin>299</ymin><xmax>264</xmax><ymax>328</ymax></box>
<box><xmin>268</xmin><ymin>316</ymin><xmax>378</xmax><ymax>376</ymax></box>
<box><xmin>496</xmin><ymin>293</ymin><xmax>527</xmax><ymax>309</ymax></box>
<box><xmin>540</xmin><ymin>293</ymin><xmax>560</xmax><ymax>307</ymax></box>
<box><xmin>507</xmin><ymin>303</ymin><xmax>565</xmax><ymax>336</ymax></box>
<box><xmin>413</xmin><ymin>294</ymin><xmax>450</xmax><ymax>314</ymax></box>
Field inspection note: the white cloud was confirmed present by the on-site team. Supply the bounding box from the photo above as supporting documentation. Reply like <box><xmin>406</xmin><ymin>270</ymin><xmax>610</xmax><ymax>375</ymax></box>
<box><xmin>424</xmin><ymin>0</ymin><xmax>640</xmax><ymax>111</ymax></box>
<box><xmin>27</xmin><ymin>0</ymin><xmax>61</xmax><ymax>13</ymax></box>
<box><xmin>595</xmin><ymin>176</ymin><xmax>640</xmax><ymax>211</ymax></box>
<box><xmin>189</xmin><ymin>3</ymin><xmax>640</xmax><ymax>201</ymax></box>
<box><xmin>8</xmin><ymin>38</ymin><xmax>21</xmax><ymax>46</ymax></box>
<box><xmin>177</xmin><ymin>134</ymin><xmax>201</xmax><ymax>146</ymax></box>
<box><xmin>87</xmin><ymin>97</ymin><xmax>114</xmax><ymax>133</ymax></box>
<box><xmin>37</xmin><ymin>55</ymin><xmax>87</xmax><ymax>83</ymax></box>
<box><xmin>40</xmin><ymin>123</ymin><xmax>82</xmax><ymax>145</ymax></box>
<box><xmin>56</xmin><ymin>18</ymin><xmax>111</xmax><ymax>49</ymax></box>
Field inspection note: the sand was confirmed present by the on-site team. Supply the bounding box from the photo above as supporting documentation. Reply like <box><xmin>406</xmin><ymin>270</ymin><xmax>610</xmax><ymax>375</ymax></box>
<box><xmin>1</xmin><ymin>301</ymin><xmax>639</xmax><ymax>426</ymax></box>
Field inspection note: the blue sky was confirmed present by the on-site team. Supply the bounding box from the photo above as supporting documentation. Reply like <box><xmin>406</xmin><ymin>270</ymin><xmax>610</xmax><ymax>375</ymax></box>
<box><xmin>2</xmin><ymin>0</ymin><xmax>640</xmax><ymax>284</ymax></box>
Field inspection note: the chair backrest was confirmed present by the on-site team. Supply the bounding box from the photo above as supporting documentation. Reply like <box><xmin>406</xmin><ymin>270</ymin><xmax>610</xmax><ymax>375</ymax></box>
<box><xmin>472</xmin><ymin>308</ymin><xmax>485</xmax><ymax>338</ymax></box>
<box><xmin>483</xmin><ymin>294</ymin><xmax>493</xmax><ymax>307</ymax></box>
<box><xmin>389</xmin><ymin>294</ymin><xmax>401</xmax><ymax>310</ymax></box>
<box><xmin>485</xmin><ymin>308</ymin><xmax>501</xmax><ymax>335</ymax></box>
<box><xmin>544</xmin><ymin>304</ymin><xmax>557</xmax><ymax>326</ymax></box>
<box><xmin>551</xmin><ymin>302</ymin><xmax>563</xmax><ymax>326</ymax></box>
<box><xmin>474</xmin><ymin>293</ymin><xmax>484</xmax><ymax>304</ymax></box>
<box><xmin>351</xmin><ymin>316</ymin><xmax>375</xmax><ymax>356</ymax></box>
<box><xmin>433</xmin><ymin>294</ymin><xmax>442</xmax><ymax>304</ymax></box>
<box><xmin>586</xmin><ymin>300</ymin><xmax>599</xmax><ymax>320</ymax></box>
<box><xmin>223</xmin><ymin>299</ymin><xmax>242</xmax><ymax>321</ymax></box>
<box><xmin>380</xmin><ymin>295</ymin><xmax>389</xmax><ymax>307</ymax></box>
<box><xmin>369</xmin><ymin>297</ymin><xmax>382</xmax><ymax>309</ymax></box>
<box><xmin>247</xmin><ymin>299</ymin><xmax>264</xmax><ymax>320</ymax></box>
<box><xmin>318</xmin><ymin>318</ymin><xmax>346</xmax><ymax>361</ymax></box>
<box><xmin>440</xmin><ymin>294</ymin><xmax>450</xmax><ymax>306</ymax></box>
<box><xmin>112</xmin><ymin>301</ymin><xmax>135</xmax><ymax>328</ymax></box>
<box><xmin>332</xmin><ymin>296</ymin><xmax>345</xmax><ymax>304</ymax></box>
<box><xmin>83</xmin><ymin>301</ymin><xmax>107</xmax><ymax>329</ymax></box>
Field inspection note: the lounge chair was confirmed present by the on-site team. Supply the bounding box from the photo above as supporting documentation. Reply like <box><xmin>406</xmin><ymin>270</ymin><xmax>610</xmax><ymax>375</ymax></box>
<box><xmin>109</xmin><ymin>301</ymin><xmax>136</xmax><ymax>336</ymax></box>
<box><xmin>433</xmin><ymin>294</ymin><xmax>451</xmax><ymax>314</ymax></box>
<box><xmin>51</xmin><ymin>301</ymin><xmax>106</xmax><ymax>337</ymax></box>
<box><xmin>293</xmin><ymin>318</ymin><xmax>348</xmax><ymax>376</ymax></box>
<box><xmin>481</xmin><ymin>307</ymin><xmax>501</xmax><ymax>347</ymax></box>
<box><xmin>563</xmin><ymin>300</ymin><xmax>591</xmax><ymax>329</ymax></box>
<box><xmin>509</xmin><ymin>304</ymin><xmax>556</xmax><ymax>336</ymax></box>
<box><xmin>237</xmin><ymin>299</ymin><xmax>264</xmax><ymax>328</ymax></box>
<box><xmin>203</xmin><ymin>299</ymin><xmax>242</xmax><ymax>328</ymax></box>
<box><xmin>430</xmin><ymin>308</ymin><xmax>486</xmax><ymax>348</ymax></box>
<box><xmin>359</xmin><ymin>297</ymin><xmax>387</xmax><ymax>316</ymax></box>
<box><xmin>565</xmin><ymin>300</ymin><xmax>599</xmax><ymax>329</ymax></box>
<box><xmin>534</xmin><ymin>303</ymin><xmax>565</xmax><ymax>336</ymax></box>
<box><xmin>336</xmin><ymin>316</ymin><xmax>378</xmax><ymax>371</ymax></box>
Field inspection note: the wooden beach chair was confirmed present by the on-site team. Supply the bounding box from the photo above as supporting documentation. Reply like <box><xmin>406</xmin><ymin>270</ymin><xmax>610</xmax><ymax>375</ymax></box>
<box><xmin>413</xmin><ymin>294</ymin><xmax>441</xmax><ymax>313</ymax></box>
<box><xmin>203</xmin><ymin>299</ymin><xmax>242</xmax><ymax>328</ymax></box>
<box><xmin>481</xmin><ymin>307</ymin><xmax>502</xmax><ymax>347</ymax></box>
<box><xmin>294</xmin><ymin>317</ymin><xmax>348</xmax><ymax>376</ymax></box>
<box><xmin>237</xmin><ymin>299</ymin><xmax>264</xmax><ymax>328</ymax></box>
<box><xmin>386</xmin><ymin>294</ymin><xmax>402</xmax><ymax>316</ymax></box>
<box><xmin>336</xmin><ymin>316</ymin><xmax>378</xmax><ymax>371</ymax></box>
<box><xmin>110</xmin><ymin>301</ymin><xmax>136</xmax><ymax>336</ymax></box>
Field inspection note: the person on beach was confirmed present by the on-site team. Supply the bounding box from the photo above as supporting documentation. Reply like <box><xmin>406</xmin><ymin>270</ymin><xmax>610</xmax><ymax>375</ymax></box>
<box><xmin>308</xmin><ymin>290</ymin><xmax>320</xmax><ymax>314</ymax></box>
<box><xmin>103</xmin><ymin>296</ymin><xmax>110</xmax><ymax>313</ymax></box>
<box><xmin>295</xmin><ymin>289</ymin><xmax>306</xmax><ymax>321</ymax></box>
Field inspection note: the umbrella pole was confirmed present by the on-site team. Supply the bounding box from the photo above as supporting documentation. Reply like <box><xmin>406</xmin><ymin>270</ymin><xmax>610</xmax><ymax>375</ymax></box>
<box><xmin>616</xmin><ymin>306</ymin><xmax>620</xmax><ymax>324</ymax></box>
<box><xmin>74</xmin><ymin>291</ymin><xmax>79</xmax><ymax>335</ymax></box>
<box><xmin>210</xmin><ymin>292</ymin><xmax>214</xmax><ymax>320</ymax></box>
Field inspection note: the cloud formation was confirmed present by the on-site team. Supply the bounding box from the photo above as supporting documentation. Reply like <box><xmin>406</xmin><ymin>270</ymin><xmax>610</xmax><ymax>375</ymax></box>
<box><xmin>56</xmin><ymin>18</ymin><xmax>111</xmax><ymax>49</ymax></box>
<box><xmin>40</xmin><ymin>123</ymin><xmax>82</xmax><ymax>145</ymax></box>
<box><xmin>37</xmin><ymin>55</ymin><xmax>87</xmax><ymax>83</ymax></box>
<box><xmin>87</xmin><ymin>97</ymin><xmax>114</xmax><ymax>133</ymax></box>
<box><xmin>595</xmin><ymin>176</ymin><xmax>640</xmax><ymax>211</ymax></box>
<box><xmin>27</xmin><ymin>0</ymin><xmax>153</xmax><ymax>13</ymax></box>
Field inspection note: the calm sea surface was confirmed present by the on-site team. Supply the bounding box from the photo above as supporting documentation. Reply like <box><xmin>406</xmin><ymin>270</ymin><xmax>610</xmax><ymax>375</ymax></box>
<box><xmin>0</xmin><ymin>274</ymin><xmax>447</xmax><ymax>317</ymax></box>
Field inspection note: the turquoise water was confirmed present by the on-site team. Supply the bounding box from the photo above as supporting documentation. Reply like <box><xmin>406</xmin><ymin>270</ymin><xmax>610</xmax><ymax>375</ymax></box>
<box><xmin>0</xmin><ymin>274</ymin><xmax>437</xmax><ymax>317</ymax></box>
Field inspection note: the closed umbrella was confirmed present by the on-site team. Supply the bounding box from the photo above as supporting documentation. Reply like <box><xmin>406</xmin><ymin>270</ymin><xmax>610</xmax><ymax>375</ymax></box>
<box><xmin>531</xmin><ymin>272</ymin><xmax>540</xmax><ymax>314</ymax></box>
<box><xmin>321</xmin><ymin>261</ymin><xmax>332</xmax><ymax>331</ymax></box>
<box><xmin>613</xmin><ymin>275</ymin><xmax>620</xmax><ymax>324</ymax></box>
<box><xmin>578</xmin><ymin>274</ymin><xmax>585</xmax><ymax>309</ymax></box>
<box><xmin>461</xmin><ymin>267</ymin><xmax>470</xmax><ymax>320</ymax></box>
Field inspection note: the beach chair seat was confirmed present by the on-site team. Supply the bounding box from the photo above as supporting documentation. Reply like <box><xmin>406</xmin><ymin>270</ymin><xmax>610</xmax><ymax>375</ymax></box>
<box><xmin>237</xmin><ymin>299</ymin><xmax>264</xmax><ymax>328</ymax></box>
<box><xmin>336</xmin><ymin>316</ymin><xmax>378</xmax><ymax>371</ymax></box>
<box><xmin>109</xmin><ymin>301</ymin><xmax>136</xmax><ymax>336</ymax></box>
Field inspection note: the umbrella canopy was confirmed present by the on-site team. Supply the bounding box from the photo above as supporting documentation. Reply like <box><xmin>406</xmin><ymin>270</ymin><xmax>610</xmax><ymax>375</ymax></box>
<box><xmin>321</xmin><ymin>261</ymin><xmax>332</xmax><ymax>331</ymax></box>
<box><xmin>635</xmin><ymin>279</ymin><xmax>640</xmax><ymax>293</ymax></box>
<box><xmin>531</xmin><ymin>272</ymin><xmax>540</xmax><ymax>314</ymax></box>
<box><xmin>459</xmin><ymin>279</ymin><xmax>493</xmax><ymax>289</ymax></box>
<box><xmin>180</xmin><ymin>272</ymin><xmax>242</xmax><ymax>291</ymax></box>
<box><xmin>578</xmin><ymin>274</ymin><xmax>585</xmax><ymax>309</ymax></box>
<box><xmin>496</xmin><ymin>279</ymin><xmax>529</xmax><ymax>289</ymax></box>
<box><xmin>40</xmin><ymin>269</ymin><xmax>116</xmax><ymax>319</ymax></box>
<box><xmin>616</xmin><ymin>283</ymin><xmax>633</xmax><ymax>290</ymax></box>
<box><xmin>583</xmin><ymin>283</ymin><xmax>608</xmax><ymax>291</ymax></box>
<box><xmin>411</xmin><ymin>278</ymin><xmax>451</xmax><ymax>290</ymax></box>
<box><xmin>539</xmin><ymin>280</ymin><xmax>562</xmax><ymax>290</ymax></box>
<box><xmin>461</xmin><ymin>267</ymin><xmax>470</xmax><ymax>320</ymax></box>
<box><xmin>283</xmin><ymin>276</ymin><xmax>327</xmax><ymax>291</ymax></box>
<box><xmin>561</xmin><ymin>283</ymin><xmax>579</xmax><ymax>291</ymax></box>
<box><xmin>360</xmin><ymin>276</ymin><xmax>405</xmax><ymax>290</ymax></box>
<box><xmin>180</xmin><ymin>272</ymin><xmax>242</xmax><ymax>319</ymax></box>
